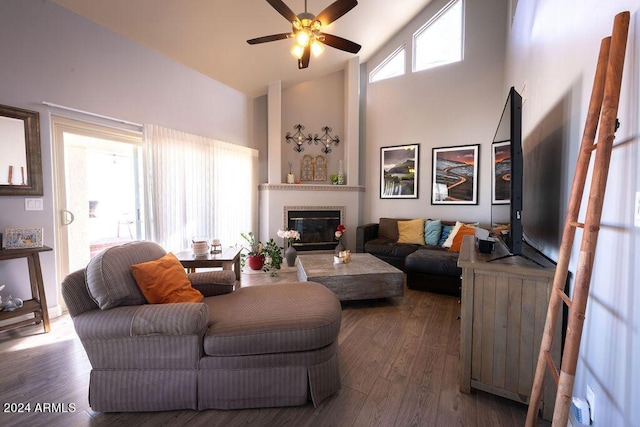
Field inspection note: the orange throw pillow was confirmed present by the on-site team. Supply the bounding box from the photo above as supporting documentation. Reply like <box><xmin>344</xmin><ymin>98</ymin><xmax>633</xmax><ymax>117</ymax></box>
<box><xmin>448</xmin><ymin>225</ymin><xmax>476</xmax><ymax>252</ymax></box>
<box><xmin>130</xmin><ymin>252</ymin><xmax>204</xmax><ymax>304</ymax></box>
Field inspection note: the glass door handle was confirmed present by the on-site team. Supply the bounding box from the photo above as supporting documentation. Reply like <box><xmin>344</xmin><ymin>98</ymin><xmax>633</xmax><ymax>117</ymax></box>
<box><xmin>62</xmin><ymin>209</ymin><xmax>75</xmax><ymax>225</ymax></box>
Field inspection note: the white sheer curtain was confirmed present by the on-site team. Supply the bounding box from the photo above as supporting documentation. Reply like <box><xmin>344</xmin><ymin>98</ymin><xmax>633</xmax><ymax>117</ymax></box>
<box><xmin>143</xmin><ymin>124</ymin><xmax>258</xmax><ymax>252</ymax></box>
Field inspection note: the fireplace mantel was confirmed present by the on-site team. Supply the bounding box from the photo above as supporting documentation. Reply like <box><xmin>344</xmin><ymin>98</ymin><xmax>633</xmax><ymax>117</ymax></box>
<box><xmin>259</xmin><ymin>183</ymin><xmax>364</xmax><ymax>192</ymax></box>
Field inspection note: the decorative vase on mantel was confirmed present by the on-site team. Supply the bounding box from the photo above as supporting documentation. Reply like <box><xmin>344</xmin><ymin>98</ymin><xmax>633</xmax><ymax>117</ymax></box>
<box><xmin>334</xmin><ymin>240</ymin><xmax>345</xmax><ymax>255</ymax></box>
<box><xmin>285</xmin><ymin>242</ymin><xmax>297</xmax><ymax>267</ymax></box>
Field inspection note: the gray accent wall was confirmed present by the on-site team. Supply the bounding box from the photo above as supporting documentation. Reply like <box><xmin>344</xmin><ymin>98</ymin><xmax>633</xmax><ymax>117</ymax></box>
<box><xmin>0</xmin><ymin>0</ymin><xmax>252</xmax><ymax>311</ymax></box>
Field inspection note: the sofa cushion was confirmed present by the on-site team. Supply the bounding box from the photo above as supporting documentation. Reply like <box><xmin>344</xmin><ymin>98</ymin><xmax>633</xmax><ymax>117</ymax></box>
<box><xmin>202</xmin><ymin>282</ymin><xmax>341</xmax><ymax>357</ymax></box>
<box><xmin>448</xmin><ymin>225</ymin><xmax>477</xmax><ymax>252</ymax></box>
<box><xmin>438</xmin><ymin>225</ymin><xmax>454</xmax><ymax>247</ymax></box>
<box><xmin>397</xmin><ymin>219</ymin><xmax>425</xmax><ymax>244</ymax></box>
<box><xmin>85</xmin><ymin>241</ymin><xmax>167</xmax><ymax>310</ymax></box>
<box><xmin>378</xmin><ymin>218</ymin><xmax>400</xmax><ymax>241</ymax></box>
<box><xmin>405</xmin><ymin>248</ymin><xmax>462</xmax><ymax>277</ymax></box>
<box><xmin>131</xmin><ymin>252</ymin><xmax>204</xmax><ymax>304</ymax></box>
<box><xmin>442</xmin><ymin>221</ymin><xmax>464</xmax><ymax>248</ymax></box>
<box><xmin>364</xmin><ymin>238</ymin><xmax>419</xmax><ymax>259</ymax></box>
<box><xmin>424</xmin><ymin>219</ymin><xmax>442</xmax><ymax>246</ymax></box>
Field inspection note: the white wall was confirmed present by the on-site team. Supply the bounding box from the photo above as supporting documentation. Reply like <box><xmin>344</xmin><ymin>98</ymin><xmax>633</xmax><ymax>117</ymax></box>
<box><xmin>0</xmin><ymin>0</ymin><xmax>252</xmax><ymax>312</ymax></box>
<box><xmin>506</xmin><ymin>1</ymin><xmax>640</xmax><ymax>425</ymax></box>
<box><xmin>281</xmin><ymin>71</ymin><xmax>346</xmax><ymax>183</ymax></box>
<box><xmin>363</xmin><ymin>0</ymin><xmax>508</xmax><ymax>226</ymax></box>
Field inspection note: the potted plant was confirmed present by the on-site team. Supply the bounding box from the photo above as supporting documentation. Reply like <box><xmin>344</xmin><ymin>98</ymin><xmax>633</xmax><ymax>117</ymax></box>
<box><xmin>240</xmin><ymin>231</ymin><xmax>264</xmax><ymax>270</ymax></box>
<box><xmin>262</xmin><ymin>238</ymin><xmax>283</xmax><ymax>275</ymax></box>
<box><xmin>240</xmin><ymin>232</ymin><xmax>283</xmax><ymax>275</ymax></box>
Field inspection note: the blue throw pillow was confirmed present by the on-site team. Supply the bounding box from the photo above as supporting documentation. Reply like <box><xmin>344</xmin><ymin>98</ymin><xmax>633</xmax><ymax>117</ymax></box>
<box><xmin>424</xmin><ymin>219</ymin><xmax>442</xmax><ymax>246</ymax></box>
<box><xmin>438</xmin><ymin>225</ymin><xmax>453</xmax><ymax>247</ymax></box>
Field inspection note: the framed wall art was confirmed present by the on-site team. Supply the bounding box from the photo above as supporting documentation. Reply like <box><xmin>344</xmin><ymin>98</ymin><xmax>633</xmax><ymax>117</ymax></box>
<box><xmin>4</xmin><ymin>227</ymin><xmax>43</xmax><ymax>249</ymax></box>
<box><xmin>431</xmin><ymin>144</ymin><xmax>479</xmax><ymax>205</ymax></box>
<box><xmin>492</xmin><ymin>141</ymin><xmax>510</xmax><ymax>204</ymax></box>
<box><xmin>380</xmin><ymin>144</ymin><xmax>419</xmax><ymax>199</ymax></box>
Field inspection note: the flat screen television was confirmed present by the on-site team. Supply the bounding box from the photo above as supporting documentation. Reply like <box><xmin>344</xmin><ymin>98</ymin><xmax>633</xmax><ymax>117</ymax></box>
<box><xmin>491</xmin><ymin>87</ymin><xmax>523</xmax><ymax>255</ymax></box>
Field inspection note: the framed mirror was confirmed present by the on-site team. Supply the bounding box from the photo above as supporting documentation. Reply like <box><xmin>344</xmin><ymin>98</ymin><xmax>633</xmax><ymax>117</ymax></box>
<box><xmin>0</xmin><ymin>104</ymin><xmax>43</xmax><ymax>196</ymax></box>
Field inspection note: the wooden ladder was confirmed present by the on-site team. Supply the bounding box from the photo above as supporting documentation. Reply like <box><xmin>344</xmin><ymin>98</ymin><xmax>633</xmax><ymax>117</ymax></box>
<box><xmin>525</xmin><ymin>11</ymin><xmax>630</xmax><ymax>427</ymax></box>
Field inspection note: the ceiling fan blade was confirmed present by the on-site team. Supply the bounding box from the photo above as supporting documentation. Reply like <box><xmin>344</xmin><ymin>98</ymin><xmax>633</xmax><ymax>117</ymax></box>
<box><xmin>266</xmin><ymin>0</ymin><xmax>298</xmax><ymax>23</ymax></box>
<box><xmin>298</xmin><ymin>45</ymin><xmax>311</xmax><ymax>69</ymax></box>
<box><xmin>247</xmin><ymin>33</ymin><xmax>291</xmax><ymax>45</ymax></box>
<box><xmin>316</xmin><ymin>0</ymin><xmax>358</xmax><ymax>26</ymax></box>
<box><xmin>320</xmin><ymin>33</ymin><xmax>361</xmax><ymax>54</ymax></box>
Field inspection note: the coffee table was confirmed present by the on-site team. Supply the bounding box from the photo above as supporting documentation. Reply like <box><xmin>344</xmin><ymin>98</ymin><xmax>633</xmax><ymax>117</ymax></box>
<box><xmin>296</xmin><ymin>253</ymin><xmax>404</xmax><ymax>301</ymax></box>
<box><xmin>175</xmin><ymin>247</ymin><xmax>242</xmax><ymax>283</ymax></box>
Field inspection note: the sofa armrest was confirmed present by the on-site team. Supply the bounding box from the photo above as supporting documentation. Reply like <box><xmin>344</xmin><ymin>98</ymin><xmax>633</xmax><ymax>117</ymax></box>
<box><xmin>356</xmin><ymin>223</ymin><xmax>379</xmax><ymax>253</ymax></box>
<box><xmin>188</xmin><ymin>270</ymin><xmax>236</xmax><ymax>296</ymax></box>
<box><xmin>72</xmin><ymin>303</ymin><xmax>209</xmax><ymax>339</ymax></box>
<box><xmin>61</xmin><ymin>268</ymin><xmax>99</xmax><ymax>317</ymax></box>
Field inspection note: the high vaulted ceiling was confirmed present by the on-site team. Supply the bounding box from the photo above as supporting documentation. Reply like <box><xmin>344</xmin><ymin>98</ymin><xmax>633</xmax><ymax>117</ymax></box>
<box><xmin>52</xmin><ymin>0</ymin><xmax>433</xmax><ymax>97</ymax></box>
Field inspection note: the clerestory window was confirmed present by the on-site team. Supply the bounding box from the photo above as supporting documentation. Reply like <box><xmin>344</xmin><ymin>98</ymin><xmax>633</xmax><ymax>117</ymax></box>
<box><xmin>413</xmin><ymin>0</ymin><xmax>464</xmax><ymax>72</ymax></box>
<box><xmin>369</xmin><ymin>45</ymin><xmax>406</xmax><ymax>83</ymax></box>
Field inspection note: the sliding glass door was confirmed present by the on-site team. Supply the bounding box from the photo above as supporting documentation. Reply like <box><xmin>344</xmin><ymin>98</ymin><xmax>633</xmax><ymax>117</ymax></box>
<box><xmin>52</xmin><ymin>117</ymin><xmax>144</xmax><ymax>282</ymax></box>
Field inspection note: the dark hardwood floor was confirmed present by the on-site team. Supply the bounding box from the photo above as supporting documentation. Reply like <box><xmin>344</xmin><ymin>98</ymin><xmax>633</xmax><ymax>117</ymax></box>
<box><xmin>0</xmin><ymin>268</ymin><xmax>549</xmax><ymax>426</ymax></box>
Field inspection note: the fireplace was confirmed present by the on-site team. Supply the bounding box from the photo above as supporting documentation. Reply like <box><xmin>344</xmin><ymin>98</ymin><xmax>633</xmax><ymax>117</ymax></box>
<box><xmin>285</xmin><ymin>206</ymin><xmax>344</xmax><ymax>251</ymax></box>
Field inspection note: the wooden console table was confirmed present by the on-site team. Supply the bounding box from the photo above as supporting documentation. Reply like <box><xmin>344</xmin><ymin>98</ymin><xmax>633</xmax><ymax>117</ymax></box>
<box><xmin>0</xmin><ymin>246</ymin><xmax>52</xmax><ymax>333</ymax></box>
<box><xmin>457</xmin><ymin>236</ymin><xmax>561</xmax><ymax>421</ymax></box>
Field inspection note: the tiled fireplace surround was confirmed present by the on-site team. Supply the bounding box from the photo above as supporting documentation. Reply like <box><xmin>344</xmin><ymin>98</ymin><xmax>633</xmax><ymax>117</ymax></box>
<box><xmin>258</xmin><ymin>184</ymin><xmax>364</xmax><ymax>252</ymax></box>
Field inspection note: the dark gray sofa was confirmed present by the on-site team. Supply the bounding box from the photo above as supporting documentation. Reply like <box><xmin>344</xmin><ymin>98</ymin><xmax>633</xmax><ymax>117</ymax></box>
<box><xmin>356</xmin><ymin>218</ymin><xmax>462</xmax><ymax>296</ymax></box>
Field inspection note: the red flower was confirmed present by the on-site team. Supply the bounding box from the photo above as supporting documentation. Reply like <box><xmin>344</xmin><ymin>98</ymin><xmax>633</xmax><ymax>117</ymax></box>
<box><xmin>337</xmin><ymin>224</ymin><xmax>346</xmax><ymax>233</ymax></box>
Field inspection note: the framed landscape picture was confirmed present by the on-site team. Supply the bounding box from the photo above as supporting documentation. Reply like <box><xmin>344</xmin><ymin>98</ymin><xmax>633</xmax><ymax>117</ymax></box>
<box><xmin>492</xmin><ymin>141</ymin><xmax>510</xmax><ymax>204</ymax></box>
<box><xmin>380</xmin><ymin>144</ymin><xmax>419</xmax><ymax>199</ymax></box>
<box><xmin>431</xmin><ymin>144</ymin><xmax>479</xmax><ymax>205</ymax></box>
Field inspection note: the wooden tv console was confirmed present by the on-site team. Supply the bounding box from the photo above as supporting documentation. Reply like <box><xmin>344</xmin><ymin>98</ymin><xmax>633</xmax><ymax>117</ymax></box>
<box><xmin>457</xmin><ymin>236</ymin><xmax>561</xmax><ymax>421</ymax></box>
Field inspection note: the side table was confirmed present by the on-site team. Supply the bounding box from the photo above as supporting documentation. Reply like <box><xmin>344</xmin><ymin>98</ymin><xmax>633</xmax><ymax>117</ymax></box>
<box><xmin>175</xmin><ymin>247</ymin><xmax>242</xmax><ymax>284</ymax></box>
<box><xmin>0</xmin><ymin>246</ymin><xmax>52</xmax><ymax>333</ymax></box>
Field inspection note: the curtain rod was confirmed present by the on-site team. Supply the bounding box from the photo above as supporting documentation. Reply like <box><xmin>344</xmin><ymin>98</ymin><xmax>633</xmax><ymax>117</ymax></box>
<box><xmin>42</xmin><ymin>101</ymin><xmax>143</xmax><ymax>128</ymax></box>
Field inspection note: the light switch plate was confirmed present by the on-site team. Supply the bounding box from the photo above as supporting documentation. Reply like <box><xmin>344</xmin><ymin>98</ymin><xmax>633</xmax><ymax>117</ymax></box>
<box><xmin>25</xmin><ymin>198</ymin><xmax>43</xmax><ymax>211</ymax></box>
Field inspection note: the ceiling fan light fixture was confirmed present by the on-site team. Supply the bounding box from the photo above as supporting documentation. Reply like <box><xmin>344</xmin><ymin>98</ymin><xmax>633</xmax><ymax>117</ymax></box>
<box><xmin>311</xmin><ymin>40</ymin><xmax>324</xmax><ymax>57</ymax></box>
<box><xmin>248</xmin><ymin>0</ymin><xmax>361</xmax><ymax>69</ymax></box>
<box><xmin>296</xmin><ymin>29</ymin><xmax>310</xmax><ymax>46</ymax></box>
<box><xmin>291</xmin><ymin>43</ymin><xmax>305</xmax><ymax>59</ymax></box>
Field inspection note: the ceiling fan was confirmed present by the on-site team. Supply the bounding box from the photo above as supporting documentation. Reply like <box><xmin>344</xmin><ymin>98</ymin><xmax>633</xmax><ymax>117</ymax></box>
<box><xmin>247</xmin><ymin>0</ymin><xmax>362</xmax><ymax>69</ymax></box>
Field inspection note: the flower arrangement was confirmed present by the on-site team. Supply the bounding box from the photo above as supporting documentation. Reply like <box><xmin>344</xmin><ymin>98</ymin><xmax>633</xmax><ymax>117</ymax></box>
<box><xmin>335</xmin><ymin>224</ymin><xmax>346</xmax><ymax>242</ymax></box>
<box><xmin>277</xmin><ymin>229</ymin><xmax>301</xmax><ymax>245</ymax></box>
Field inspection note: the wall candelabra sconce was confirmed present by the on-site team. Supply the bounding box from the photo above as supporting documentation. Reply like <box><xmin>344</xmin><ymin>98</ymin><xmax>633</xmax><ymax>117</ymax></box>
<box><xmin>285</xmin><ymin>124</ymin><xmax>313</xmax><ymax>152</ymax></box>
<box><xmin>314</xmin><ymin>126</ymin><xmax>340</xmax><ymax>154</ymax></box>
